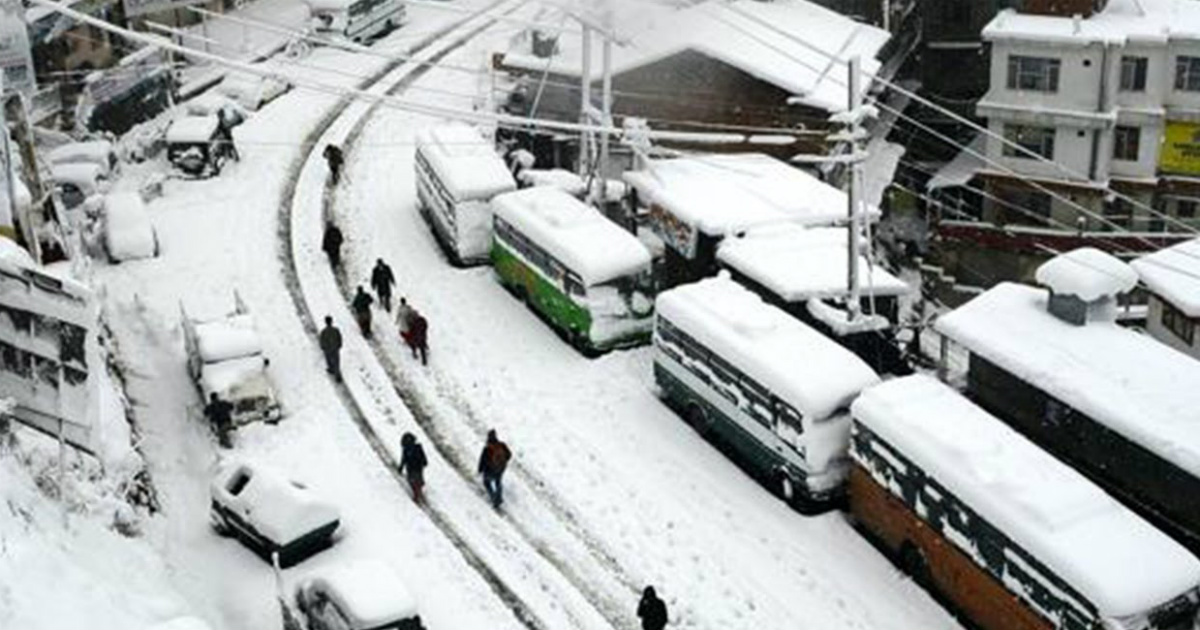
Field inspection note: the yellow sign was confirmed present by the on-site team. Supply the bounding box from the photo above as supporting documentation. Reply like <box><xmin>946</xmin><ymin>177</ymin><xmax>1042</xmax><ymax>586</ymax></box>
<box><xmin>1160</xmin><ymin>121</ymin><xmax>1200</xmax><ymax>176</ymax></box>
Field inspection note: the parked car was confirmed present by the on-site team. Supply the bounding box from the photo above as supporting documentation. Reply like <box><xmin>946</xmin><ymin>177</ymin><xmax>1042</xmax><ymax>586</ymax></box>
<box><xmin>210</xmin><ymin>460</ymin><xmax>340</xmax><ymax>568</ymax></box>
<box><xmin>103</xmin><ymin>191</ymin><xmax>158</xmax><ymax>262</ymax></box>
<box><xmin>166</xmin><ymin>115</ymin><xmax>229</xmax><ymax>178</ymax></box>
<box><xmin>50</xmin><ymin>161</ymin><xmax>107</xmax><ymax>210</ymax></box>
<box><xmin>47</xmin><ymin>140</ymin><xmax>118</xmax><ymax>177</ymax></box>
<box><xmin>218</xmin><ymin>64</ymin><xmax>291</xmax><ymax>111</ymax></box>
<box><xmin>291</xmin><ymin>559</ymin><xmax>424</xmax><ymax>630</ymax></box>
<box><xmin>185</xmin><ymin>93</ymin><xmax>250</xmax><ymax>128</ymax></box>
<box><xmin>181</xmin><ymin>293</ymin><xmax>282</xmax><ymax>426</ymax></box>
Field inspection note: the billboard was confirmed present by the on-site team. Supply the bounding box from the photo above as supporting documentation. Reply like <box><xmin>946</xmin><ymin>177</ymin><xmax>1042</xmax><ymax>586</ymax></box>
<box><xmin>1160</xmin><ymin>121</ymin><xmax>1200</xmax><ymax>177</ymax></box>
<box><xmin>0</xmin><ymin>0</ymin><xmax>36</xmax><ymax>96</ymax></box>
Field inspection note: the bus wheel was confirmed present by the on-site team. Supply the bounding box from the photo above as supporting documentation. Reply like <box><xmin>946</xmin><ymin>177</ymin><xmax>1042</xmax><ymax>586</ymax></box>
<box><xmin>900</xmin><ymin>542</ymin><xmax>931</xmax><ymax>588</ymax></box>
<box><xmin>685</xmin><ymin>404</ymin><xmax>711</xmax><ymax>437</ymax></box>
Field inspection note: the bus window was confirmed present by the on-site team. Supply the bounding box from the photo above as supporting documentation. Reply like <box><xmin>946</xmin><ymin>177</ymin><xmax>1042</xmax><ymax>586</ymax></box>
<box><xmin>564</xmin><ymin>274</ymin><xmax>585</xmax><ymax>298</ymax></box>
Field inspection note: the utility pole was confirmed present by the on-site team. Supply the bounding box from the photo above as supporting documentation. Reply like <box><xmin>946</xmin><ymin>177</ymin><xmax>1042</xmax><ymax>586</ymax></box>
<box><xmin>579</xmin><ymin>25</ymin><xmax>592</xmax><ymax>178</ymax></box>
<box><xmin>599</xmin><ymin>6</ymin><xmax>613</xmax><ymax>184</ymax></box>
<box><xmin>846</xmin><ymin>56</ymin><xmax>865</xmax><ymax>322</ymax></box>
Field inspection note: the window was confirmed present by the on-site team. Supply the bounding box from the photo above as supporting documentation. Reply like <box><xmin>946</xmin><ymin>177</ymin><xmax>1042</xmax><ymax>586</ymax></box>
<box><xmin>1161</xmin><ymin>299</ymin><xmax>1196</xmax><ymax>345</ymax></box>
<box><xmin>1175</xmin><ymin>56</ymin><xmax>1200</xmax><ymax>91</ymax></box>
<box><xmin>1178</xmin><ymin>199</ymin><xmax>1197</xmax><ymax>219</ymax></box>
<box><xmin>1104</xmin><ymin>198</ymin><xmax>1133</xmax><ymax>229</ymax></box>
<box><xmin>1006</xmin><ymin>56</ymin><xmax>1061</xmax><ymax>92</ymax></box>
<box><xmin>1113</xmin><ymin>126</ymin><xmax>1141</xmax><ymax>161</ymax></box>
<box><xmin>1119</xmin><ymin>56</ymin><xmax>1148</xmax><ymax>92</ymax></box>
<box><xmin>1003</xmin><ymin>125</ymin><xmax>1055</xmax><ymax>160</ymax></box>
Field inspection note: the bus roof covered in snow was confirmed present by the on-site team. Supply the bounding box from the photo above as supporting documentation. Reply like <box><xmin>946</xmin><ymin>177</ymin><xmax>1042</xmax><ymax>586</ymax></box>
<box><xmin>415</xmin><ymin>123</ymin><xmax>516</xmax><ymax>202</ymax></box>
<box><xmin>852</xmin><ymin>375</ymin><xmax>1200</xmax><ymax>618</ymax></box>
<box><xmin>656</xmin><ymin>275</ymin><xmax>878</xmax><ymax>420</ymax></box>
<box><xmin>492</xmin><ymin>186</ymin><xmax>651</xmax><ymax>287</ymax></box>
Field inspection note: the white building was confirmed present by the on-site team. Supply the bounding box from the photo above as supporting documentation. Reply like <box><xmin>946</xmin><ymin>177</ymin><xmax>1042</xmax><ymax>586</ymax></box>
<box><xmin>973</xmin><ymin>0</ymin><xmax>1200</xmax><ymax>232</ymax></box>
<box><xmin>1131</xmin><ymin>237</ymin><xmax>1200</xmax><ymax>360</ymax></box>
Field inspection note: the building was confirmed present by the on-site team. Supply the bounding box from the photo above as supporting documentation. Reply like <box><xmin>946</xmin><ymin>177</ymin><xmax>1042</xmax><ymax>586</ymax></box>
<box><xmin>492</xmin><ymin>0</ymin><xmax>891</xmax><ymax>168</ymax></box>
<box><xmin>1131</xmin><ymin>237</ymin><xmax>1200</xmax><ymax>359</ymax></box>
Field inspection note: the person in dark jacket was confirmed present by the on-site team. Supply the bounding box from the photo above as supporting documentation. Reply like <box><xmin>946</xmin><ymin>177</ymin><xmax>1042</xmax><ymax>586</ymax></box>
<box><xmin>398</xmin><ymin>432</ymin><xmax>428</xmax><ymax>504</ymax></box>
<box><xmin>637</xmin><ymin>586</ymin><xmax>668</xmax><ymax>630</ymax></box>
<box><xmin>409</xmin><ymin>312</ymin><xmax>428</xmax><ymax>366</ymax></box>
<box><xmin>370</xmin><ymin>258</ymin><xmax>396</xmax><ymax>312</ymax></box>
<box><xmin>322</xmin><ymin>221</ymin><xmax>343</xmax><ymax>269</ymax></box>
<box><xmin>323</xmin><ymin>144</ymin><xmax>344</xmax><ymax>185</ymax></box>
<box><xmin>477</xmin><ymin>429</ymin><xmax>511</xmax><ymax>509</ymax></box>
<box><xmin>318</xmin><ymin>315</ymin><xmax>343</xmax><ymax>381</ymax></box>
<box><xmin>216</xmin><ymin>107</ymin><xmax>239</xmax><ymax>162</ymax></box>
<box><xmin>352</xmin><ymin>285</ymin><xmax>374</xmax><ymax>338</ymax></box>
<box><xmin>204</xmin><ymin>392</ymin><xmax>235</xmax><ymax>448</ymax></box>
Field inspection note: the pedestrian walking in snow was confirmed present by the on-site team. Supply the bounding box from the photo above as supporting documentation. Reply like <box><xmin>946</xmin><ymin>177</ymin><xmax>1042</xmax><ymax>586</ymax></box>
<box><xmin>217</xmin><ymin>108</ymin><xmax>239</xmax><ymax>162</ymax></box>
<box><xmin>370</xmin><ymin>258</ymin><xmax>396</xmax><ymax>312</ymax></box>
<box><xmin>319</xmin><ymin>315</ymin><xmax>343</xmax><ymax>382</ymax></box>
<box><xmin>323</xmin><ymin>144</ymin><xmax>345</xmax><ymax>186</ymax></box>
<box><xmin>398</xmin><ymin>432</ymin><xmax>428</xmax><ymax>504</ymax></box>
<box><xmin>637</xmin><ymin>586</ymin><xmax>668</xmax><ymax>630</ymax></box>
<box><xmin>322</xmin><ymin>221</ymin><xmax>343</xmax><ymax>270</ymax></box>
<box><xmin>409</xmin><ymin>312</ymin><xmax>428</xmax><ymax>366</ymax></box>
<box><xmin>396</xmin><ymin>297</ymin><xmax>415</xmax><ymax>336</ymax></box>
<box><xmin>477</xmin><ymin>429</ymin><xmax>511</xmax><ymax>509</ymax></box>
<box><xmin>204</xmin><ymin>392</ymin><xmax>235</xmax><ymax>449</ymax></box>
<box><xmin>352</xmin><ymin>285</ymin><xmax>374</xmax><ymax>338</ymax></box>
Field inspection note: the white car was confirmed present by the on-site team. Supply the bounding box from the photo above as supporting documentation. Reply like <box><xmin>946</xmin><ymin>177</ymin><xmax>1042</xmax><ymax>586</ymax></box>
<box><xmin>47</xmin><ymin>140</ymin><xmax>118</xmax><ymax>177</ymax></box>
<box><xmin>292</xmin><ymin>559</ymin><xmax>424</xmax><ymax>630</ymax></box>
<box><xmin>50</xmin><ymin>162</ymin><xmax>108</xmax><ymax>210</ymax></box>
<box><xmin>218</xmin><ymin>64</ymin><xmax>291</xmax><ymax>111</ymax></box>
<box><xmin>211</xmin><ymin>460</ymin><xmax>340</xmax><ymax>568</ymax></box>
<box><xmin>103</xmin><ymin>192</ymin><xmax>158</xmax><ymax>262</ymax></box>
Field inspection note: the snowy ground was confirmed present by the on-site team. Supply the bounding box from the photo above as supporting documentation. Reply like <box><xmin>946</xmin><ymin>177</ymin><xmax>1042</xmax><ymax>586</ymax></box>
<box><xmin>10</xmin><ymin>2</ymin><xmax>966</xmax><ymax>629</ymax></box>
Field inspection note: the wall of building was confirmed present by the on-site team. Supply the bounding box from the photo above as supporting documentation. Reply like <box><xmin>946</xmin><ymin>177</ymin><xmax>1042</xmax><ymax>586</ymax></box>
<box><xmin>1145</xmin><ymin>294</ymin><xmax>1200</xmax><ymax>360</ymax></box>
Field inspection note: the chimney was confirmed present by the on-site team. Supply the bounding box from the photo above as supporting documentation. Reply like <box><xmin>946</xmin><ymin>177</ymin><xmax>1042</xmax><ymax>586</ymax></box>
<box><xmin>1034</xmin><ymin>248</ymin><xmax>1137</xmax><ymax>326</ymax></box>
<box><xmin>1019</xmin><ymin>0</ymin><xmax>1107</xmax><ymax>18</ymax></box>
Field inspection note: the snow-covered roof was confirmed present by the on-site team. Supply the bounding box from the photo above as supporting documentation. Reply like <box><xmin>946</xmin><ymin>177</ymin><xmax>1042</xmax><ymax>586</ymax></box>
<box><xmin>656</xmin><ymin>275</ymin><xmax>879</xmax><ymax>419</ymax></box>
<box><xmin>718</xmin><ymin>225</ymin><xmax>910</xmax><ymax>301</ymax></box>
<box><xmin>983</xmin><ymin>0</ymin><xmax>1200</xmax><ymax>45</ymax></box>
<box><xmin>1131</xmin><ymin>238</ymin><xmax>1200</xmax><ymax>317</ymax></box>
<box><xmin>1034</xmin><ymin>248</ymin><xmax>1138</xmax><ymax>302</ymax></box>
<box><xmin>165</xmin><ymin>116</ymin><xmax>219</xmax><ymax>144</ymax></box>
<box><xmin>852</xmin><ymin>375</ymin><xmax>1200</xmax><ymax>619</ymax></box>
<box><xmin>502</xmin><ymin>0</ymin><xmax>889</xmax><ymax>114</ymax></box>
<box><xmin>305</xmin><ymin>559</ymin><xmax>419</xmax><ymax>627</ymax></box>
<box><xmin>936</xmin><ymin>282</ymin><xmax>1200</xmax><ymax>479</ymax></box>
<box><xmin>415</xmin><ymin>123</ymin><xmax>516</xmax><ymax>202</ymax></box>
<box><xmin>518</xmin><ymin>169</ymin><xmax>586</xmax><ymax>197</ymax></box>
<box><xmin>625</xmin><ymin>153</ymin><xmax>865</xmax><ymax>236</ymax></box>
<box><xmin>211</xmin><ymin>461</ymin><xmax>339</xmax><ymax>545</ymax></box>
<box><xmin>492</xmin><ymin>186</ymin><xmax>651</xmax><ymax>286</ymax></box>
<box><xmin>194</xmin><ymin>314</ymin><xmax>263</xmax><ymax>363</ymax></box>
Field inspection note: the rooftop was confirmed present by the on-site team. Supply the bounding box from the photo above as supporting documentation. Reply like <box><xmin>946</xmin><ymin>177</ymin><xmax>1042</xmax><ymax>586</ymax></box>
<box><xmin>1034</xmin><ymin>247</ymin><xmax>1138</xmax><ymax>302</ymax></box>
<box><xmin>983</xmin><ymin>0</ymin><xmax>1200</xmax><ymax>45</ymax></box>
<box><xmin>1131</xmin><ymin>238</ymin><xmax>1200</xmax><ymax>317</ymax></box>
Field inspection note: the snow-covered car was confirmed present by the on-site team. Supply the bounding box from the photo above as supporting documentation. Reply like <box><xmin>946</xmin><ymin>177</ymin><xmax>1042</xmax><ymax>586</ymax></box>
<box><xmin>182</xmin><ymin>293</ymin><xmax>282</xmax><ymax>426</ymax></box>
<box><xmin>291</xmin><ymin>559</ymin><xmax>424</xmax><ymax>630</ymax></box>
<box><xmin>103</xmin><ymin>192</ymin><xmax>158</xmax><ymax>262</ymax></box>
<box><xmin>184</xmin><ymin>92</ymin><xmax>250</xmax><ymax>128</ymax></box>
<box><xmin>218</xmin><ymin>65</ymin><xmax>291</xmax><ymax>111</ymax></box>
<box><xmin>50</xmin><ymin>161</ymin><xmax>108</xmax><ymax>210</ymax></box>
<box><xmin>166</xmin><ymin>115</ymin><xmax>228</xmax><ymax>178</ymax></box>
<box><xmin>210</xmin><ymin>460</ymin><xmax>340</xmax><ymax>567</ymax></box>
<box><xmin>47</xmin><ymin>140</ymin><xmax>118</xmax><ymax>177</ymax></box>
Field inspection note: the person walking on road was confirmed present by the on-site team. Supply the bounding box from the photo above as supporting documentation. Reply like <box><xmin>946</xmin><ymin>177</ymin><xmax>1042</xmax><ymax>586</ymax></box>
<box><xmin>637</xmin><ymin>586</ymin><xmax>668</xmax><ymax>630</ymax></box>
<box><xmin>370</xmin><ymin>258</ymin><xmax>396</xmax><ymax>312</ymax></box>
<box><xmin>398</xmin><ymin>432</ymin><xmax>428</xmax><ymax>504</ymax></box>
<box><xmin>410</xmin><ymin>312</ymin><xmax>428</xmax><ymax>366</ymax></box>
<box><xmin>322</xmin><ymin>220</ymin><xmax>343</xmax><ymax>270</ymax></box>
<box><xmin>204</xmin><ymin>392</ymin><xmax>235</xmax><ymax>449</ymax></box>
<box><xmin>477</xmin><ymin>429</ymin><xmax>511</xmax><ymax>509</ymax></box>
<box><xmin>319</xmin><ymin>315</ymin><xmax>343</xmax><ymax>382</ymax></box>
<box><xmin>352</xmin><ymin>285</ymin><xmax>374</xmax><ymax>338</ymax></box>
<box><xmin>396</xmin><ymin>297</ymin><xmax>415</xmax><ymax>337</ymax></box>
<box><xmin>323</xmin><ymin>144</ymin><xmax>345</xmax><ymax>186</ymax></box>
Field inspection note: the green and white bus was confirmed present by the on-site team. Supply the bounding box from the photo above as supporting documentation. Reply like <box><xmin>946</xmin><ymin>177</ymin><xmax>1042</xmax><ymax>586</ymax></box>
<box><xmin>653</xmin><ymin>275</ymin><xmax>880</xmax><ymax>511</ymax></box>
<box><xmin>491</xmin><ymin>186</ymin><xmax>654</xmax><ymax>354</ymax></box>
<box><xmin>414</xmin><ymin>123</ymin><xmax>517</xmax><ymax>266</ymax></box>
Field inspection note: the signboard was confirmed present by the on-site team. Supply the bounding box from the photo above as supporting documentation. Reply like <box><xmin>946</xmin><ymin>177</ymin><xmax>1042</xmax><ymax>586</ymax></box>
<box><xmin>647</xmin><ymin>202</ymin><xmax>699</xmax><ymax>259</ymax></box>
<box><xmin>0</xmin><ymin>0</ymin><xmax>37</xmax><ymax>96</ymax></box>
<box><xmin>123</xmin><ymin>0</ymin><xmax>209</xmax><ymax>17</ymax></box>
<box><xmin>1160</xmin><ymin>121</ymin><xmax>1200</xmax><ymax>177</ymax></box>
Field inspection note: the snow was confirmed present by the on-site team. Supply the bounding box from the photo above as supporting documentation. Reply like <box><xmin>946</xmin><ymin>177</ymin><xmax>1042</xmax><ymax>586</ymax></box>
<box><xmin>626</xmin><ymin>153</ymin><xmax>870</xmax><ymax>238</ymax></box>
<box><xmin>491</xmin><ymin>186</ymin><xmax>651</xmax><ymax>287</ymax></box>
<box><xmin>851</xmin><ymin>375</ymin><xmax>1200</xmax><ymax>618</ymax></box>
<box><xmin>1034</xmin><ymin>248</ymin><xmax>1138</xmax><ymax>302</ymax></box>
<box><xmin>500</xmin><ymin>0</ymin><xmax>889</xmax><ymax>114</ymax></box>
<box><xmin>218</xmin><ymin>66</ymin><xmax>291</xmax><ymax>111</ymax></box>
<box><xmin>302</xmin><ymin>559</ymin><xmax>419</xmax><ymax>626</ymax></box>
<box><xmin>416</xmin><ymin>122</ymin><xmax>516</xmax><ymax>201</ymax></box>
<box><xmin>656</xmin><ymin>275</ymin><xmax>879</xmax><ymax>421</ymax></box>
<box><xmin>718</xmin><ymin>225</ymin><xmax>910</xmax><ymax>301</ymax></box>
<box><xmin>518</xmin><ymin>168</ymin><xmax>586</xmax><ymax>197</ymax></box>
<box><xmin>212</xmin><ymin>460</ymin><xmax>340</xmax><ymax>546</ymax></box>
<box><xmin>935</xmin><ymin>282</ymin><xmax>1200</xmax><ymax>480</ymax></box>
<box><xmin>166</xmin><ymin>116</ymin><xmax>220</xmax><ymax>144</ymax></box>
<box><xmin>47</xmin><ymin>141</ymin><xmax>116</xmax><ymax>176</ymax></box>
<box><xmin>305</xmin><ymin>0</ymin><xmax>353</xmax><ymax>11</ymax></box>
<box><xmin>806</xmin><ymin>298</ymin><xmax>891</xmax><ymax>335</ymax></box>
<box><xmin>147</xmin><ymin>618</ymin><xmax>215</xmax><ymax>630</ymax></box>
<box><xmin>194</xmin><ymin>314</ymin><xmax>264</xmax><ymax>363</ymax></box>
<box><xmin>104</xmin><ymin>192</ymin><xmax>157</xmax><ymax>261</ymax></box>
<box><xmin>1131</xmin><ymin>238</ymin><xmax>1200</xmax><ymax>317</ymax></box>
<box><xmin>984</xmin><ymin>0</ymin><xmax>1200</xmax><ymax>45</ymax></box>
<box><xmin>198</xmin><ymin>355</ymin><xmax>269</xmax><ymax>398</ymax></box>
<box><xmin>927</xmin><ymin>134</ymin><xmax>985</xmax><ymax>191</ymax></box>
<box><xmin>50</xmin><ymin>162</ymin><xmax>105</xmax><ymax>194</ymax></box>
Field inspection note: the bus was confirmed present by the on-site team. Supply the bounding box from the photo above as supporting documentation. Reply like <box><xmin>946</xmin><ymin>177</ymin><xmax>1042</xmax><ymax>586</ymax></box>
<box><xmin>850</xmin><ymin>375</ymin><xmax>1200</xmax><ymax>630</ymax></box>
<box><xmin>652</xmin><ymin>275</ymin><xmax>879</xmax><ymax>511</ymax></box>
<box><xmin>306</xmin><ymin>0</ymin><xmax>405</xmax><ymax>43</ymax></box>
<box><xmin>490</xmin><ymin>186</ymin><xmax>654</xmax><ymax>354</ymax></box>
<box><xmin>415</xmin><ymin>123</ymin><xmax>517</xmax><ymax>266</ymax></box>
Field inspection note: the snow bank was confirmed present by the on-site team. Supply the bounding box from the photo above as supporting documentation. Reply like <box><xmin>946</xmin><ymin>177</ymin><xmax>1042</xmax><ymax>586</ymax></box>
<box><xmin>212</xmin><ymin>460</ymin><xmax>340</xmax><ymax>545</ymax></box>
<box><xmin>936</xmin><ymin>282</ymin><xmax>1200</xmax><ymax>479</ymax></box>
<box><xmin>303</xmin><ymin>559</ymin><xmax>419</xmax><ymax>627</ymax></box>
<box><xmin>194</xmin><ymin>313</ymin><xmax>263</xmax><ymax>363</ymax></box>
<box><xmin>492</xmin><ymin>186</ymin><xmax>651</xmax><ymax>287</ymax></box>
<box><xmin>416</xmin><ymin>122</ymin><xmax>516</xmax><ymax>201</ymax></box>
<box><xmin>1132</xmin><ymin>237</ymin><xmax>1200</xmax><ymax>317</ymax></box>
<box><xmin>852</xmin><ymin>375</ymin><xmax>1200</xmax><ymax>618</ymax></box>
<box><xmin>656</xmin><ymin>275</ymin><xmax>879</xmax><ymax>421</ymax></box>
<box><xmin>104</xmin><ymin>192</ymin><xmax>157</xmax><ymax>262</ymax></box>
<box><xmin>718</xmin><ymin>225</ymin><xmax>909</xmax><ymax>301</ymax></box>
<box><xmin>1034</xmin><ymin>248</ymin><xmax>1137</xmax><ymax>301</ymax></box>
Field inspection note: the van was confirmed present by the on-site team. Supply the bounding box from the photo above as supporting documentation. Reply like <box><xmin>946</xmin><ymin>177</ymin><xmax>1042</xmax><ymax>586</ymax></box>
<box><xmin>306</xmin><ymin>0</ymin><xmax>404</xmax><ymax>43</ymax></box>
